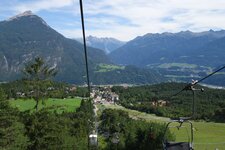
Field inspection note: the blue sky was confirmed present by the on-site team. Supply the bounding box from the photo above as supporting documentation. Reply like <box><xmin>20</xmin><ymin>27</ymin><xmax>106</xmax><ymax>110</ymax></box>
<box><xmin>1</xmin><ymin>0</ymin><xmax>225</xmax><ymax>41</ymax></box>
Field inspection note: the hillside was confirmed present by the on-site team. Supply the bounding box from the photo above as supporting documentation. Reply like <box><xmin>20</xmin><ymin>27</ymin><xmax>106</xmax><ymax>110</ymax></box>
<box><xmin>112</xmin><ymin>82</ymin><xmax>225</xmax><ymax>122</ymax></box>
<box><xmin>91</xmin><ymin>65</ymin><xmax>164</xmax><ymax>85</ymax></box>
<box><xmin>0</xmin><ymin>11</ymin><xmax>111</xmax><ymax>83</ymax></box>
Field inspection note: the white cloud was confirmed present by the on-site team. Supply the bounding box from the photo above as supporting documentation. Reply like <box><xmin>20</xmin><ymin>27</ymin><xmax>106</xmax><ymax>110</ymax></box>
<box><xmin>79</xmin><ymin>0</ymin><xmax>225</xmax><ymax>40</ymax></box>
<box><xmin>3</xmin><ymin>0</ymin><xmax>225</xmax><ymax>40</ymax></box>
<box><xmin>13</xmin><ymin>0</ymin><xmax>75</xmax><ymax>13</ymax></box>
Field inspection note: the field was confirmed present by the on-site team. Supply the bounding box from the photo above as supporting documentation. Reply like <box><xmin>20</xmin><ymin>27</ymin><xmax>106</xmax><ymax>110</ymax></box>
<box><xmin>158</xmin><ymin>63</ymin><xmax>198</xmax><ymax>69</ymax></box>
<box><xmin>100</xmin><ymin>104</ymin><xmax>225</xmax><ymax>150</ymax></box>
<box><xmin>10</xmin><ymin>98</ymin><xmax>82</xmax><ymax>113</ymax></box>
<box><xmin>95</xmin><ymin>63</ymin><xmax>125</xmax><ymax>72</ymax></box>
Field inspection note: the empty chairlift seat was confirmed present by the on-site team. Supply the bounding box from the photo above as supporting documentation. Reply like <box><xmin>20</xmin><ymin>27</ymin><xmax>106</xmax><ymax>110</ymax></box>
<box><xmin>164</xmin><ymin>142</ymin><xmax>191</xmax><ymax>150</ymax></box>
<box><xmin>89</xmin><ymin>134</ymin><xmax>98</xmax><ymax>146</ymax></box>
<box><xmin>162</xmin><ymin>118</ymin><xmax>194</xmax><ymax>150</ymax></box>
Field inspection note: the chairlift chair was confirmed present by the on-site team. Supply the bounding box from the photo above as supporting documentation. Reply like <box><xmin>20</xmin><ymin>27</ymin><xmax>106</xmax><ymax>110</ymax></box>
<box><xmin>162</xmin><ymin>118</ymin><xmax>194</xmax><ymax>150</ymax></box>
<box><xmin>89</xmin><ymin>134</ymin><xmax>98</xmax><ymax>146</ymax></box>
<box><xmin>162</xmin><ymin>80</ymin><xmax>203</xmax><ymax>150</ymax></box>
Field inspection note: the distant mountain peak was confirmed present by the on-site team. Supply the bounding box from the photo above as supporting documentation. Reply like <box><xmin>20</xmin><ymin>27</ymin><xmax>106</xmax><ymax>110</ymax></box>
<box><xmin>7</xmin><ymin>11</ymin><xmax>34</xmax><ymax>21</ymax></box>
<box><xmin>76</xmin><ymin>35</ymin><xmax>126</xmax><ymax>54</ymax></box>
<box><xmin>179</xmin><ymin>30</ymin><xmax>192</xmax><ymax>33</ymax></box>
<box><xmin>87</xmin><ymin>35</ymin><xmax>123</xmax><ymax>41</ymax></box>
<box><xmin>6</xmin><ymin>10</ymin><xmax>49</xmax><ymax>27</ymax></box>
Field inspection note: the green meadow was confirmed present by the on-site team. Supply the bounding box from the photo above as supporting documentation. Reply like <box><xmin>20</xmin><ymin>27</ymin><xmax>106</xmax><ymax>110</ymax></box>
<box><xmin>10</xmin><ymin>98</ymin><xmax>82</xmax><ymax>113</ymax></box>
<box><xmin>95</xmin><ymin>63</ymin><xmax>125</xmax><ymax>72</ymax></box>
<box><xmin>101</xmin><ymin>104</ymin><xmax>225</xmax><ymax>150</ymax></box>
<box><xmin>158</xmin><ymin>63</ymin><xmax>198</xmax><ymax>69</ymax></box>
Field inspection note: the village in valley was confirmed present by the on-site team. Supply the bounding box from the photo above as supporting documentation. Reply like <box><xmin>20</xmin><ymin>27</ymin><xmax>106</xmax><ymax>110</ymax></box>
<box><xmin>90</xmin><ymin>86</ymin><xmax>168</xmax><ymax>107</ymax></box>
<box><xmin>91</xmin><ymin>86</ymin><xmax>119</xmax><ymax>105</ymax></box>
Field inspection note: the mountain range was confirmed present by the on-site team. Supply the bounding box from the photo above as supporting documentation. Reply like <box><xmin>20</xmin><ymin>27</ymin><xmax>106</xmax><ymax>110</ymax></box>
<box><xmin>0</xmin><ymin>11</ymin><xmax>162</xmax><ymax>85</ymax></box>
<box><xmin>1</xmin><ymin>11</ymin><xmax>224</xmax><ymax>86</ymax></box>
<box><xmin>109</xmin><ymin>30</ymin><xmax>225</xmax><ymax>67</ymax></box>
<box><xmin>109</xmin><ymin>30</ymin><xmax>225</xmax><ymax>86</ymax></box>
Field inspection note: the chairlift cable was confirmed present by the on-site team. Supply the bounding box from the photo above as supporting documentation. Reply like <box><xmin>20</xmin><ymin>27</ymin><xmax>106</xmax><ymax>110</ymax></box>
<box><xmin>172</xmin><ymin>65</ymin><xmax>225</xmax><ymax>97</ymax></box>
<box><xmin>79</xmin><ymin>0</ymin><xmax>91</xmax><ymax>96</ymax></box>
<box><xmin>197</xmin><ymin>65</ymin><xmax>225</xmax><ymax>84</ymax></box>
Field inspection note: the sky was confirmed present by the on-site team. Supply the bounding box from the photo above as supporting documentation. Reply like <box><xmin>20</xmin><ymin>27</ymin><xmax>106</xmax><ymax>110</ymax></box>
<box><xmin>1</xmin><ymin>0</ymin><xmax>225</xmax><ymax>41</ymax></box>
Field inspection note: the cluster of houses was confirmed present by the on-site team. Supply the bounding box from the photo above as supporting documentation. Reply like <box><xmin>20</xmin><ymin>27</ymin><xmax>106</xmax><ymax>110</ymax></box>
<box><xmin>151</xmin><ymin>100</ymin><xmax>168</xmax><ymax>107</ymax></box>
<box><xmin>15</xmin><ymin>85</ymin><xmax>77</xmax><ymax>98</ymax></box>
<box><xmin>91</xmin><ymin>86</ymin><xmax>119</xmax><ymax>104</ymax></box>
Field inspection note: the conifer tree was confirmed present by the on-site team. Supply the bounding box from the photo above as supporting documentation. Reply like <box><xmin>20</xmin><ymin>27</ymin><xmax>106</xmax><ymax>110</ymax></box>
<box><xmin>0</xmin><ymin>88</ymin><xmax>28</xmax><ymax>149</ymax></box>
<box><xmin>22</xmin><ymin>57</ymin><xmax>57</xmax><ymax>111</ymax></box>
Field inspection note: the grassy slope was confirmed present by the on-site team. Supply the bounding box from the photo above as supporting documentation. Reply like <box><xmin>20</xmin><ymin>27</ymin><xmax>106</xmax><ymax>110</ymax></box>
<box><xmin>10</xmin><ymin>98</ymin><xmax>82</xmax><ymax>113</ymax></box>
<box><xmin>101</xmin><ymin>104</ymin><xmax>225</xmax><ymax>150</ymax></box>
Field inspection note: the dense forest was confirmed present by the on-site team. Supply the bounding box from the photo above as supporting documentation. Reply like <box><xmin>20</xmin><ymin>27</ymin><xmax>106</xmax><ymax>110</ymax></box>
<box><xmin>98</xmin><ymin>109</ymin><xmax>174</xmax><ymax>150</ymax></box>
<box><xmin>112</xmin><ymin>83</ymin><xmax>225</xmax><ymax>122</ymax></box>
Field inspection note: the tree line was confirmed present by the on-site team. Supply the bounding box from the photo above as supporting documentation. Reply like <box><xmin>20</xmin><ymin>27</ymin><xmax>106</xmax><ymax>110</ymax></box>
<box><xmin>112</xmin><ymin>83</ymin><xmax>225</xmax><ymax>122</ymax></box>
